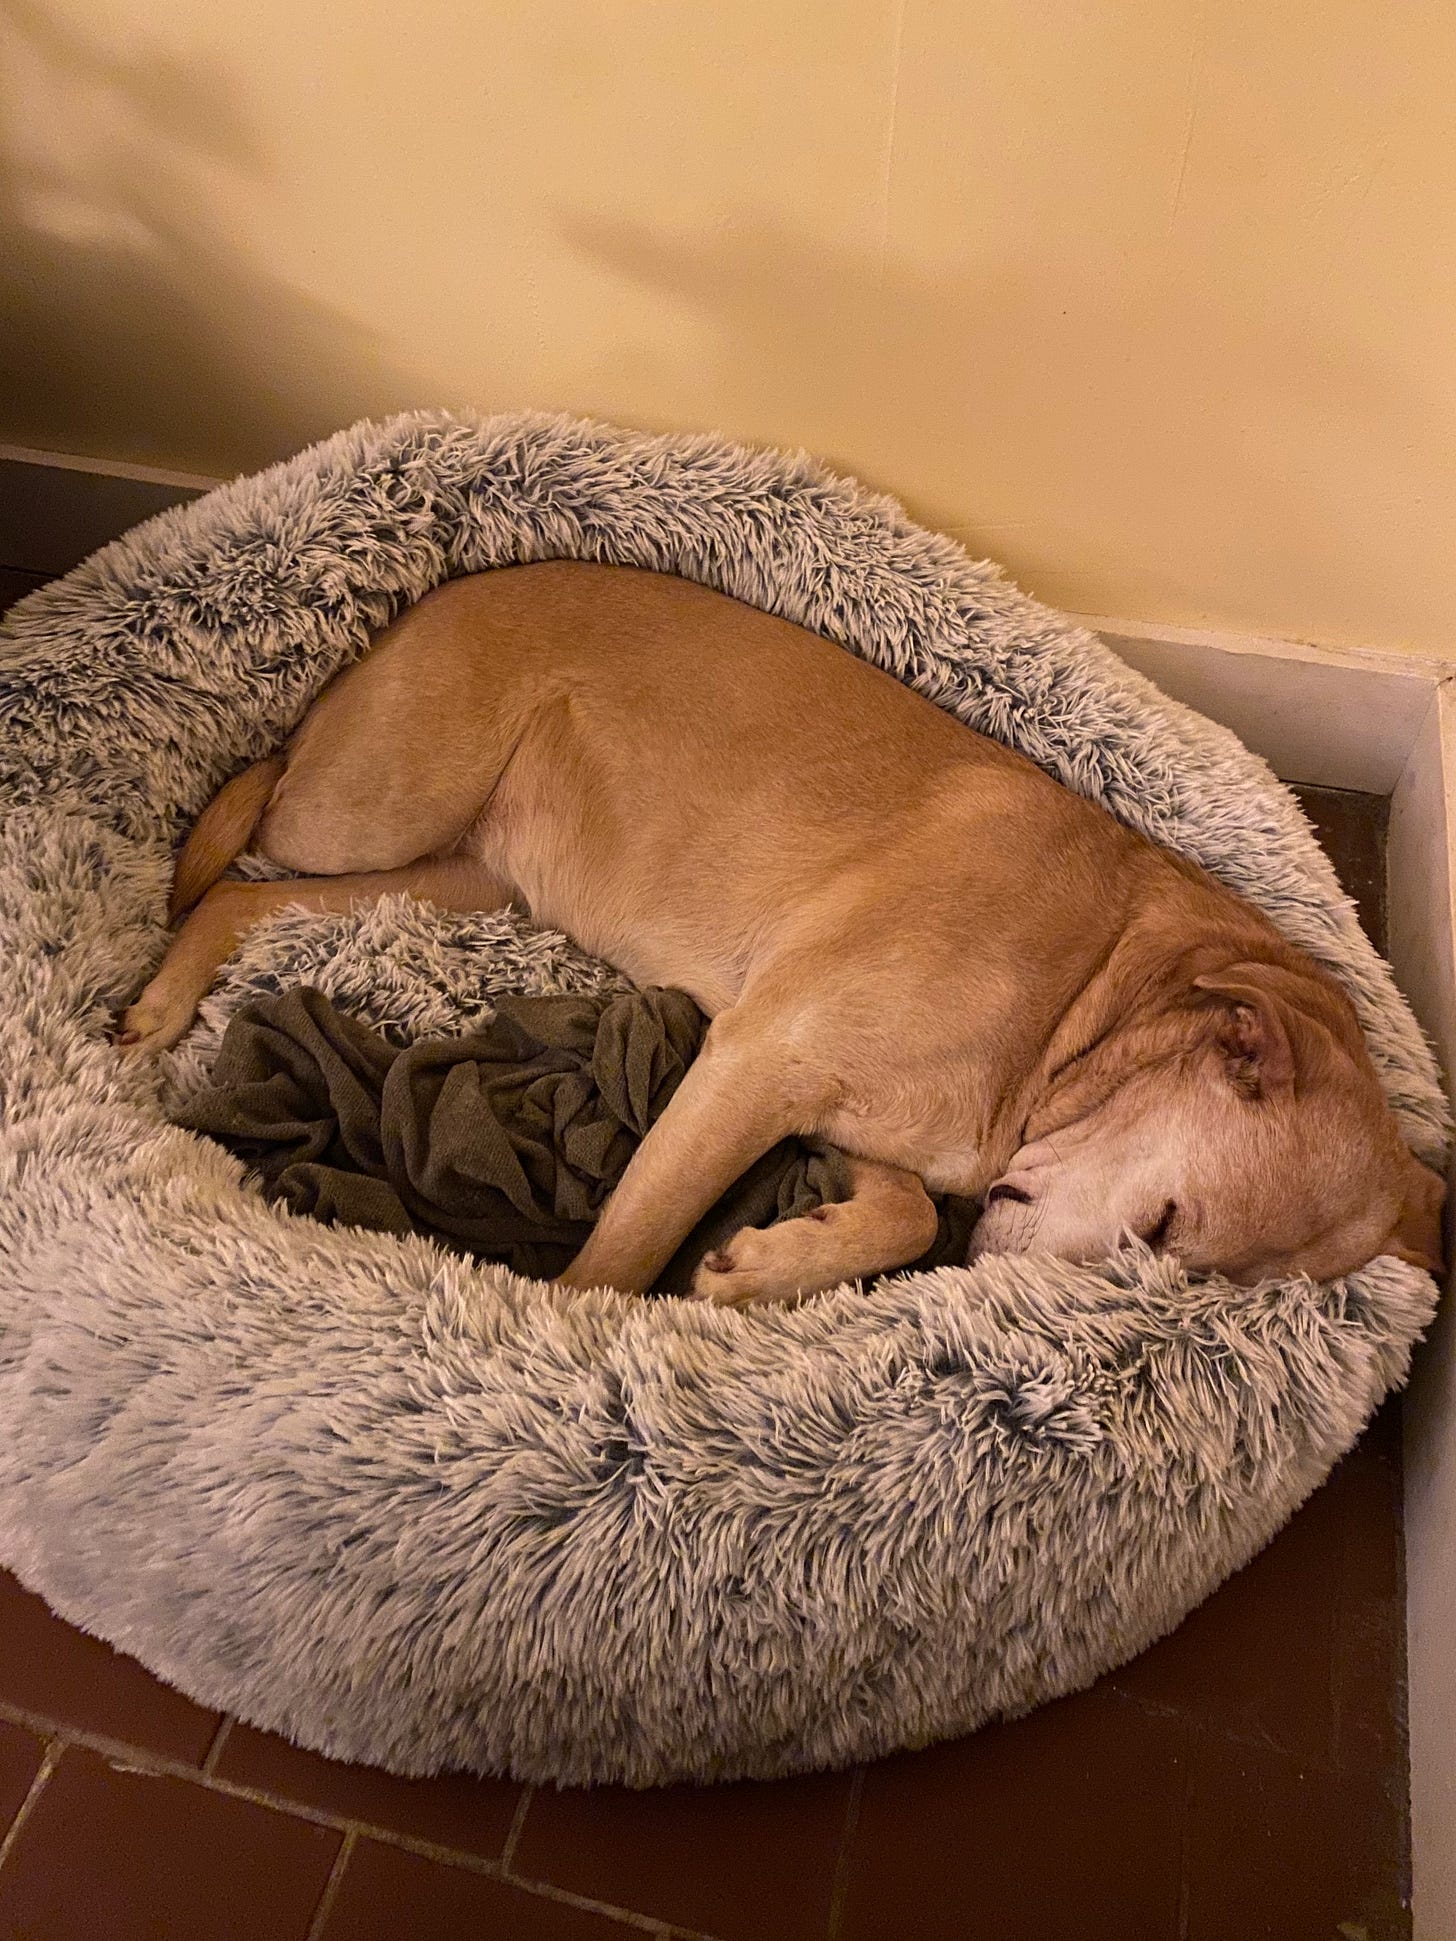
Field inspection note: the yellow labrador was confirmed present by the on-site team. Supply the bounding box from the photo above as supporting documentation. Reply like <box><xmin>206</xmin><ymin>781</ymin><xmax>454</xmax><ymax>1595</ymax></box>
<box><xmin>120</xmin><ymin>564</ymin><xmax>1445</xmax><ymax>1302</ymax></box>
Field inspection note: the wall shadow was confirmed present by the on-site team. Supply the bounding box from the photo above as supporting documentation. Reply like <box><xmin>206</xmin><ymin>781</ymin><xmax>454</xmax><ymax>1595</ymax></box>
<box><xmin>558</xmin><ymin>205</ymin><xmax>1451</xmax><ymax>644</ymax></box>
<box><xmin>0</xmin><ymin>0</ymin><xmax>416</xmax><ymax>476</ymax></box>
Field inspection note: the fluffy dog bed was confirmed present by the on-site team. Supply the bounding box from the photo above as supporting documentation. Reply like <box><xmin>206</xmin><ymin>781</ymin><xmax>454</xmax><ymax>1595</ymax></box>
<box><xmin>0</xmin><ymin>411</ymin><xmax>1446</xmax><ymax>1786</ymax></box>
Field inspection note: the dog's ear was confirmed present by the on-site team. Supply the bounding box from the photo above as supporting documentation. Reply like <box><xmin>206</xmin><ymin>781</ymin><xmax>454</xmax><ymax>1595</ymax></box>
<box><xmin>1194</xmin><ymin>966</ymin><xmax>1297</xmax><ymax>1100</ymax></box>
<box><xmin>1383</xmin><ymin>1152</ymin><xmax>1447</xmax><ymax>1275</ymax></box>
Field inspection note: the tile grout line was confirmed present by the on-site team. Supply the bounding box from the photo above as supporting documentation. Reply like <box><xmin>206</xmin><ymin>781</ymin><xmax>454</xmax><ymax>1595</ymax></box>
<box><xmin>825</xmin><ymin>1766</ymin><xmax>865</xmax><ymax>1940</ymax></box>
<box><xmin>0</xmin><ymin>1699</ymin><xmax>694</xmax><ymax>1938</ymax></box>
<box><xmin>498</xmin><ymin>1781</ymin><xmax>534</xmax><ymax>1871</ymax></box>
<box><xmin>493</xmin><ymin>1784</ymin><xmax>716</xmax><ymax>1937</ymax></box>
<box><xmin>0</xmin><ymin>1696</ymin><xmax>507</xmax><ymax>1859</ymax></box>
<box><xmin>0</xmin><ymin>1737</ymin><xmax>63</xmax><ymax>1877</ymax></box>
<box><xmin>488</xmin><ymin>1861</ymin><xmax>692</xmax><ymax>1938</ymax></box>
<box><xmin>303</xmin><ymin>1825</ymin><xmax>356</xmax><ymax>1941</ymax></box>
<box><xmin>200</xmin><ymin>1715</ymin><xmax>234</xmax><ymax>1776</ymax></box>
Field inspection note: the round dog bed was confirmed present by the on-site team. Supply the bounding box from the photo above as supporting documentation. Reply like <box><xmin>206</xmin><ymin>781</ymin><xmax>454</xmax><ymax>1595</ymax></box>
<box><xmin>0</xmin><ymin>411</ymin><xmax>1446</xmax><ymax>1786</ymax></box>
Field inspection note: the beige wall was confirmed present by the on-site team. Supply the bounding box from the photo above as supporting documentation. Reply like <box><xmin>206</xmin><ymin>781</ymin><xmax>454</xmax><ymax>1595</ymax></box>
<box><xmin>3</xmin><ymin>0</ymin><xmax>1453</xmax><ymax>655</ymax></box>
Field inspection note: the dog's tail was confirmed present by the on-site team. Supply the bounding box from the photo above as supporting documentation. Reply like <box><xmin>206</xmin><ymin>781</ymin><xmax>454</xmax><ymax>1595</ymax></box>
<box><xmin>168</xmin><ymin>754</ymin><xmax>286</xmax><ymax>922</ymax></box>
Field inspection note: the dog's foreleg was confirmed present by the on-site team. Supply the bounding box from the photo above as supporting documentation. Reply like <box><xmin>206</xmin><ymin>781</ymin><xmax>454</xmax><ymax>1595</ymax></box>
<box><xmin>557</xmin><ymin>1008</ymin><xmax>825</xmax><ymax>1296</ymax></box>
<box><xmin>687</xmin><ymin>1157</ymin><xmax>939</xmax><ymax>1306</ymax></box>
<box><xmin>116</xmin><ymin>856</ymin><xmax>510</xmax><ymax>1054</ymax></box>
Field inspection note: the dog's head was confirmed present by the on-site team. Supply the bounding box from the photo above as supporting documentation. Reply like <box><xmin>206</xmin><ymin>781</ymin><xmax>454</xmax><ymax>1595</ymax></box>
<box><xmin>969</xmin><ymin>958</ymin><xmax>1446</xmax><ymax>1285</ymax></box>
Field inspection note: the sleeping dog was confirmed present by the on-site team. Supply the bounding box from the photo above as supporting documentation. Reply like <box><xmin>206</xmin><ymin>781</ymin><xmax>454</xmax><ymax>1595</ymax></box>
<box><xmin>119</xmin><ymin>564</ymin><xmax>1445</xmax><ymax>1302</ymax></box>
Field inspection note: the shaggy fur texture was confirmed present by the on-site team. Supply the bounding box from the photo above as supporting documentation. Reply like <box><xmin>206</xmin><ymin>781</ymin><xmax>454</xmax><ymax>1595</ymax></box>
<box><xmin>0</xmin><ymin>410</ymin><xmax>1445</xmax><ymax>1786</ymax></box>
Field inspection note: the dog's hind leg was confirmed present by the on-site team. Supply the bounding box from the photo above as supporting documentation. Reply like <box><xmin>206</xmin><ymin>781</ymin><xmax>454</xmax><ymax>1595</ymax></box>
<box><xmin>252</xmin><ymin>584</ymin><xmax>543</xmax><ymax>880</ymax></box>
<box><xmin>117</xmin><ymin>854</ymin><xmax>511</xmax><ymax>1054</ymax></box>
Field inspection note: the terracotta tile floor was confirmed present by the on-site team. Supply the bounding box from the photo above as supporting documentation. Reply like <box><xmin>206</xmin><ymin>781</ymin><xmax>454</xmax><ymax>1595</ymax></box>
<box><xmin>0</xmin><ymin>535</ymin><xmax>1411</xmax><ymax>1938</ymax></box>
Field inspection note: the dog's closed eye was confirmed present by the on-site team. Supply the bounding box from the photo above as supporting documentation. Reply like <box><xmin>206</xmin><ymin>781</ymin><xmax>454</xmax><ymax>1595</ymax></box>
<box><xmin>986</xmin><ymin>1182</ymin><xmax>1032</xmax><ymax>1206</ymax></box>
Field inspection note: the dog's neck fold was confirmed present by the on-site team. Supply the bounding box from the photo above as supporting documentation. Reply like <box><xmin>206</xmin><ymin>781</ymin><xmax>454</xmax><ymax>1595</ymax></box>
<box><xmin>997</xmin><ymin>875</ymin><xmax>1328</xmax><ymax>1167</ymax></box>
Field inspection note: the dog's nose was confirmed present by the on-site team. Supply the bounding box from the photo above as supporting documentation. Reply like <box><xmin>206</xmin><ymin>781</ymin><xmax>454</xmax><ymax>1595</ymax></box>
<box><xmin>986</xmin><ymin>1182</ymin><xmax>1032</xmax><ymax>1206</ymax></box>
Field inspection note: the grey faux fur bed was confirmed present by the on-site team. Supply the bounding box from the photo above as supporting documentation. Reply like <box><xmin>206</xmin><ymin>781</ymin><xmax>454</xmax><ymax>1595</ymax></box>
<box><xmin>0</xmin><ymin>410</ymin><xmax>1446</xmax><ymax>1787</ymax></box>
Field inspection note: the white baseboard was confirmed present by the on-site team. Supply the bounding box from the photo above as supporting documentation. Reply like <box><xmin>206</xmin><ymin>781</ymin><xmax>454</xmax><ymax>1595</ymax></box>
<box><xmin>1076</xmin><ymin>611</ymin><xmax>1452</xmax><ymax>795</ymax></box>
<box><xmin>0</xmin><ymin>442</ymin><xmax>222</xmax><ymax>492</ymax></box>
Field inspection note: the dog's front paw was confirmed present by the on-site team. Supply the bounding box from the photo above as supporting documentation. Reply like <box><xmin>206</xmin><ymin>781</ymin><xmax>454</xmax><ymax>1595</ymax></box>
<box><xmin>687</xmin><ymin>1213</ymin><xmax>842</xmax><ymax>1307</ymax></box>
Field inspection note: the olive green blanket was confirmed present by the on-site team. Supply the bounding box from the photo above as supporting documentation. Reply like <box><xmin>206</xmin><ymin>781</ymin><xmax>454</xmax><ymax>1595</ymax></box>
<box><xmin>175</xmin><ymin>985</ymin><xmax>975</xmax><ymax>1292</ymax></box>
